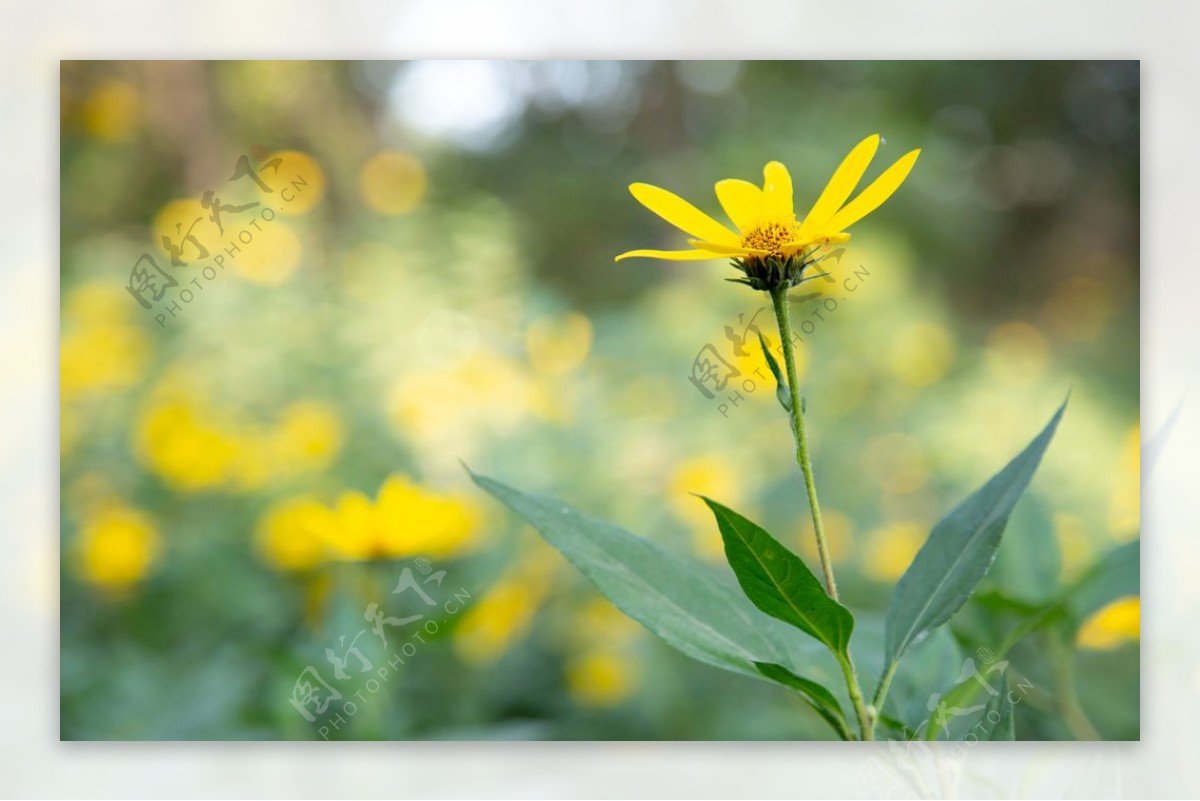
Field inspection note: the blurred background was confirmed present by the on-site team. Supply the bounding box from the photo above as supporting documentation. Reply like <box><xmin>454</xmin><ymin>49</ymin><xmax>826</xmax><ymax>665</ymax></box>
<box><xmin>59</xmin><ymin>60</ymin><xmax>1139</xmax><ymax>741</ymax></box>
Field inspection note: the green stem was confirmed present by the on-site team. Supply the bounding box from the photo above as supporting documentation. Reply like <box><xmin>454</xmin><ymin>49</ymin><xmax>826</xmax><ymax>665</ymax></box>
<box><xmin>768</xmin><ymin>287</ymin><xmax>838</xmax><ymax>600</ymax></box>
<box><xmin>769</xmin><ymin>287</ymin><xmax>874</xmax><ymax>738</ymax></box>
<box><xmin>872</xmin><ymin>661</ymin><xmax>899</xmax><ymax>739</ymax></box>
<box><xmin>837</xmin><ymin>653</ymin><xmax>873</xmax><ymax>740</ymax></box>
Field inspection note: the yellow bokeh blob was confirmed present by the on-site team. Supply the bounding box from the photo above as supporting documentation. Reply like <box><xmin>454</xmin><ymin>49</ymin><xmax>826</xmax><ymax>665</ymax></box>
<box><xmin>566</xmin><ymin>650</ymin><xmax>639</xmax><ymax>708</ymax></box>
<box><xmin>153</xmin><ymin>198</ymin><xmax>218</xmax><ymax>264</ymax></box>
<box><xmin>1054</xmin><ymin>513</ymin><xmax>1093</xmax><ymax>580</ymax></box>
<box><xmin>984</xmin><ymin>321</ymin><xmax>1049</xmax><ymax>384</ymax></box>
<box><xmin>525</xmin><ymin>312</ymin><xmax>594</xmax><ymax>376</ymax></box>
<box><xmin>887</xmin><ymin>321</ymin><xmax>956</xmax><ymax>387</ymax></box>
<box><xmin>255</xmin><ymin>150</ymin><xmax>326</xmax><ymax>215</ymax></box>
<box><xmin>862</xmin><ymin>521</ymin><xmax>927</xmax><ymax>581</ymax></box>
<box><xmin>666</xmin><ymin>454</ymin><xmax>745</xmax><ymax>559</ymax></box>
<box><xmin>1077</xmin><ymin>596</ymin><xmax>1140</xmax><ymax>650</ymax></box>
<box><xmin>81</xmin><ymin>79</ymin><xmax>141</xmax><ymax>142</ymax></box>
<box><xmin>360</xmin><ymin>151</ymin><xmax>427</xmax><ymax>215</ymax></box>
<box><xmin>230</xmin><ymin>222</ymin><xmax>303</xmax><ymax>285</ymax></box>
<box><xmin>76</xmin><ymin>503</ymin><xmax>161</xmax><ymax>590</ymax></box>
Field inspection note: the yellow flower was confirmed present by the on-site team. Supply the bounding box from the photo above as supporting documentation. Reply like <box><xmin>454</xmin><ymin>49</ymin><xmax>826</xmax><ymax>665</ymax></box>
<box><xmin>76</xmin><ymin>502</ymin><xmax>161</xmax><ymax>590</ymax></box>
<box><xmin>325</xmin><ymin>474</ymin><xmax>482</xmax><ymax>561</ymax></box>
<box><xmin>454</xmin><ymin>545</ymin><xmax>558</xmax><ymax>664</ymax></box>
<box><xmin>1077</xmin><ymin>596</ymin><xmax>1140</xmax><ymax>650</ymax></box>
<box><xmin>256</xmin><ymin>496</ymin><xmax>336</xmax><ymax>571</ymax></box>
<box><xmin>616</xmin><ymin>134</ymin><xmax>920</xmax><ymax>290</ymax></box>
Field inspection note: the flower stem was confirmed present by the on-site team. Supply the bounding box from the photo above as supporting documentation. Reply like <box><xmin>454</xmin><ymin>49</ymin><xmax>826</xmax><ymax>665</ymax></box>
<box><xmin>769</xmin><ymin>286</ymin><xmax>873</xmax><ymax>739</ymax></box>
<box><xmin>768</xmin><ymin>287</ymin><xmax>838</xmax><ymax>600</ymax></box>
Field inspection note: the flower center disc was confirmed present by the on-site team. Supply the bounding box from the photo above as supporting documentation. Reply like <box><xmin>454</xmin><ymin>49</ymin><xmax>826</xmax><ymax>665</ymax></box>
<box><xmin>741</xmin><ymin>221</ymin><xmax>796</xmax><ymax>259</ymax></box>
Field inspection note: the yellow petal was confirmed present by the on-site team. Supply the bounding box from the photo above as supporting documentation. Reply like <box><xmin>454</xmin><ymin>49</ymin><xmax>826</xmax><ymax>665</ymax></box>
<box><xmin>780</xmin><ymin>233</ymin><xmax>851</xmax><ymax>257</ymax></box>
<box><xmin>614</xmin><ymin>248</ymin><xmax>723</xmax><ymax>262</ymax></box>
<box><xmin>797</xmin><ymin>134</ymin><xmax>880</xmax><ymax>240</ymax></box>
<box><xmin>824</xmin><ymin>149</ymin><xmax>920</xmax><ymax>234</ymax></box>
<box><xmin>687</xmin><ymin>239</ymin><xmax>767</xmax><ymax>257</ymax></box>
<box><xmin>628</xmin><ymin>183</ymin><xmax>739</xmax><ymax>245</ymax></box>
<box><xmin>761</xmin><ymin>161</ymin><xmax>794</xmax><ymax>220</ymax></box>
<box><xmin>714</xmin><ymin>179</ymin><xmax>763</xmax><ymax>232</ymax></box>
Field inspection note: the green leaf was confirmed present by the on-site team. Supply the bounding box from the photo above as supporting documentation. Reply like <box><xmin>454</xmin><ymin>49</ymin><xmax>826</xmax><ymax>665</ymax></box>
<box><xmin>883</xmin><ymin>397</ymin><xmax>1067</xmax><ymax>669</ymax></box>
<box><xmin>989</xmin><ymin>497</ymin><xmax>1061</xmax><ymax>604</ymax></box>
<box><xmin>701</xmin><ymin>496</ymin><xmax>854</xmax><ymax>657</ymax></box>
<box><xmin>979</xmin><ymin>670</ymin><xmax>1015</xmax><ymax>740</ymax></box>
<box><xmin>756</xmin><ymin>331</ymin><xmax>791</xmax><ymax>412</ymax></box>
<box><xmin>468</xmin><ymin>470</ymin><xmax>831</xmax><ymax>683</ymax></box>
<box><xmin>754</xmin><ymin>662</ymin><xmax>851</xmax><ymax>740</ymax></box>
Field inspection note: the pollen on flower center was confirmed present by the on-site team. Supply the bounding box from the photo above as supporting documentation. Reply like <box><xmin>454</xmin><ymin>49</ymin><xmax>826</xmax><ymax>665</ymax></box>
<box><xmin>741</xmin><ymin>221</ymin><xmax>797</xmax><ymax>258</ymax></box>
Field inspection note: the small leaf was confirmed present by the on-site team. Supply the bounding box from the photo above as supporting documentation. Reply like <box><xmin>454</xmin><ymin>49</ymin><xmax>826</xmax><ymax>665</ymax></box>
<box><xmin>469</xmin><ymin>470</ymin><xmax>830</xmax><ymax>683</ymax></box>
<box><xmin>979</xmin><ymin>670</ymin><xmax>1015</xmax><ymax>740</ymax></box>
<box><xmin>883</xmin><ymin>397</ymin><xmax>1067</xmax><ymax>669</ymax></box>
<box><xmin>755</xmin><ymin>662</ymin><xmax>852</xmax><ymax>740</ymax></box>
<box><xmin>701</xmin><ymin>496</ymin><xmax>853</xmax><ymax>657</ymax></box>
<box><xmin>756</xmin><ymin>331</ymin><xmax>791</xmax><ymax>412</ymax></box>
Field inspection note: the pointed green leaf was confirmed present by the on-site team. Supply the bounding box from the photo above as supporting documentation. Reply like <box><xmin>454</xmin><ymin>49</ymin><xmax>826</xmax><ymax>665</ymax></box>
<box><xmin>979</xmin><ymin>670</ymin><xmax>1015</xmax><ymax>740</ymax></box>
<box><xmin>754</xmin><ymin>662</ymin><xmax>851</xmax><ymax>740</ymax></box>
<box><xmin>701</xmin><ymin>496</ymin><xmax>853</xmax><ymax>656</ymax></box>
<box><xmin>756</xmin><ymin>331</ymin><xmax>791</xmax><ymax>412</ymax></box>
<box><xmin>884</xmin><ymin>398</ymin><xmax>1067</xmax><ymax>669</ymax></box>
<box><xmin>469</xmin><ymin>470</ymin><xmax>830</xmax><ymax>682</ymax></box>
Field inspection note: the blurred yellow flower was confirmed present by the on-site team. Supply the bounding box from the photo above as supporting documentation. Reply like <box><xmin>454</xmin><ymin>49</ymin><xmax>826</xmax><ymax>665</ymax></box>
<box><xmin>257</xmin><ymin>150</ymin><xmax>326</xmax><ymax>215</ymax></box>
<box><xmin>1077</xmin><ymin>596</ymin><xmax>1139</xmax><ymax>650</ymax></box>
<box><xmin>525</xmin><ymin>312</ymin><xmax>593</xmax><ymax>376</ymax></box>
<box><xmin>616</xmin><ymin>134</ymin><xmax>919</xmax><ymax>291</ymax></box>
<box><xmin>272</xmin><ymin>401</ymin><xmax>344</xmax><ymax>471</ymax></box>
<box><xmin>76</xmin><ymin>502</ymin><xmax>160</xmax><ymax>590</ymax></box>
<box><xmin>256</xmin><ymin>496</ymin><xmax>336</xmax><ymax>571</ymax></box>
<box><xmin>360</xmin><ymin>151</ymin><xmax>427</xmax><ymax>215</ymax></box>
<box><xmin>667</xmin><ymin>454</ymin><xmax>746</xmax><ymax>559</ymax></box>
<box><xmin>325</xmin><ymin>474</ymin><xmax>482</xmax><ymax>561</ymax></box>
<box><xmin>454</xmin><ymin>547</ymin><xmax>557</xmax><ymax>665</ymax></box>
<box><xmin>60</xmin><ymin>283</ymin><xmax>150</xmax><ymax>399</ymax></box>
<box><xmin>566</xmin><ymin>650</ymin><xmax>640</xmax><ymax>708</ymax></box>
<box><xmin>862</xmin><ymin>521</ymin><xmax>926</xmax><ymax>581</ymax></box>
<box><xmin>135</xmin><ymin>401</ymin><xmax>242</xmax><ymax>491</ymax></box>
<box><xmin>135</xmin><ymin>393</ymin><xmax>344</xmax><ymax>493</ymax></box>
<box><xmin>81</xmin><ymin>79</ymin><xmax>141</xmax><ymax>141</ymax></box>
<box><xmin>231</xmin><ymin>222</ymin><xmax>303</xmax><ymax>285</ymax></box>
